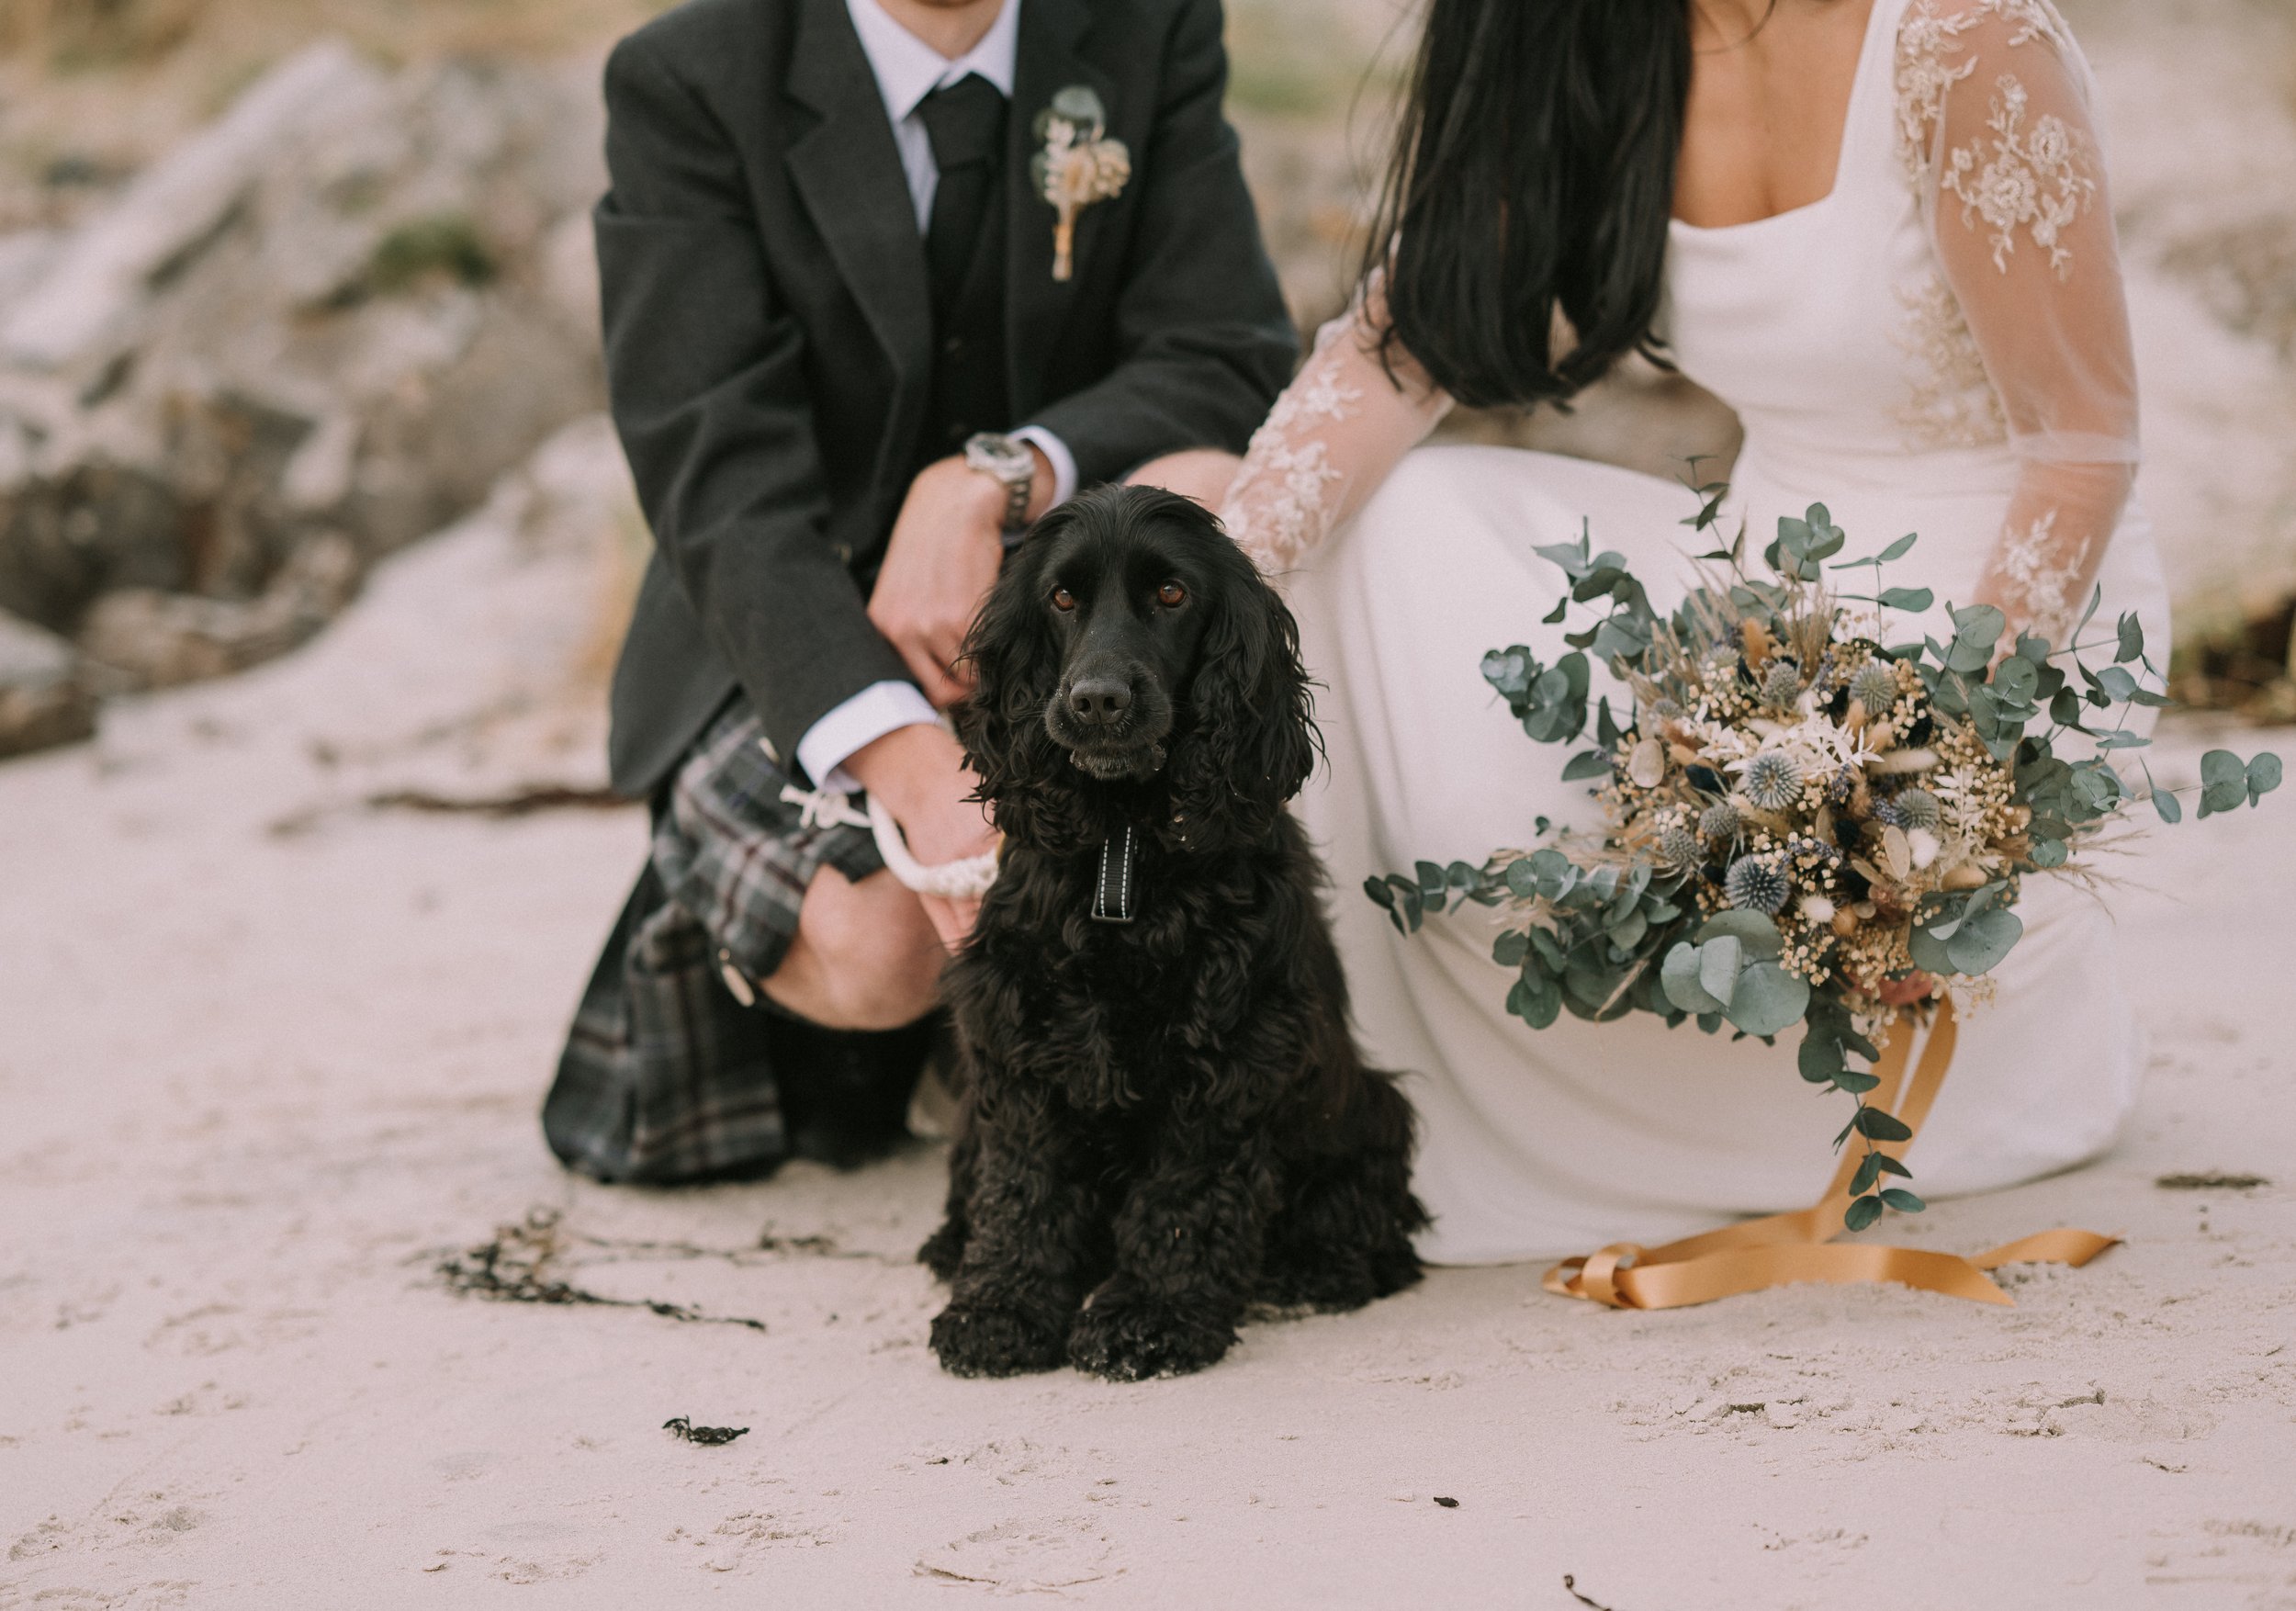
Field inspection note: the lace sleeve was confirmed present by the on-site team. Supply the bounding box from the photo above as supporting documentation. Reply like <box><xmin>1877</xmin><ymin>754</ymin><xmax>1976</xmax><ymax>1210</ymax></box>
<box><xmin>1898</xmin><ymin>0</ymin><xmax>2139</xmax><ymax>643</ymax></box>
<box><xmin>1219</xmin><ymin>286</ymin><xmax>1453</xmax><ymax>575</ymax></box>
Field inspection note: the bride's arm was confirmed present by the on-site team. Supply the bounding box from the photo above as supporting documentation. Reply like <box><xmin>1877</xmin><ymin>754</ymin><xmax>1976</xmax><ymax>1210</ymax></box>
<box><xmin>1218</xmin><ymin>282</ymin><xmax>1454</xmax><ymax>575</ymax></box>
<box><xmin>1904</xmin><ymin>0</ymin><xmax>2140</xmax><ymax>644</ymax></box>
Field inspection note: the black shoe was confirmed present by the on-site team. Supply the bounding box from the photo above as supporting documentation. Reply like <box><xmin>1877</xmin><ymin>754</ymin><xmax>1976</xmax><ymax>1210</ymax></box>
<box><xmin>766</xmin><ymin>1012</ymin><xmax>939</xmax><ymax>1170</ymax></box>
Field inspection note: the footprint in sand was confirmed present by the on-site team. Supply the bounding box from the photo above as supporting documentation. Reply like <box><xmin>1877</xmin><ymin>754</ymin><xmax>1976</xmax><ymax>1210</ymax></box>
<box><xmin>915</xmin><ymin>1517</ymin><xmax>1120</xmax><ymax>1592</ymax></box>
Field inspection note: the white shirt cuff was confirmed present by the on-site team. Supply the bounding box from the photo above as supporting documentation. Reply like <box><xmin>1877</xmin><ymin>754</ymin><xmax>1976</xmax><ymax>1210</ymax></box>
<box><xmin>1010</xmin><ymin>425</ymin><xmax>1078</xmax><ymax>508</ymax></box>
<box><xmin>794</xmin><ymin>680</ymin><xmax>940</xmax><ymax>793</ymax></box>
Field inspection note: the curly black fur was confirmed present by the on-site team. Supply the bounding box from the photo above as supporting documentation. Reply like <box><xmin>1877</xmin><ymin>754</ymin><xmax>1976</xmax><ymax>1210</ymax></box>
<box><xmin>921</xmin><ymin>486</ymin><xmax>1428</xmax><ymax>1381</ymax></box>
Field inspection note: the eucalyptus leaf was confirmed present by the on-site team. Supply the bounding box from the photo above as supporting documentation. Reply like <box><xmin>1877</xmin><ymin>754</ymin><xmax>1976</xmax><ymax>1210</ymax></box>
<box><xmin>1698</xmin><ymin>935</ymin><xmax>1746</xmax><ymax>1008</ymax></box>
<box><xmin>1879</xmin><ymin>1189</ymin><xmax>1928</xmax><ymax>1214</ymax></box>
<box><xmin>1507</xmin><ymin>972</ymin><xmax>1562</xmax><ymax>1030</ymax></box>
<box><xmin>2249</xmin><ymin>752</ymin><xmax>2283</xmax><ymax>806</ymax></box>
<box><xmin>1799</xmin><ymin>1030</ymin><xmax>1846</xmax><ymax>1085</ymax></box>
<box><xmin>1725</xmin><ymin>961</ymin><xmax>1810</xmax><ymax>1038</ymax></box>
<box><xmin>1534</xmin><ymin>540</ymin><xmax>1590</xmax><ymax>579</ymax></box>
<box><xmin>1528</xmin><ymin>925</ymin><xmax>1569</xmax><ymax>975</ymax></box>
<box><xmin>1694</xmin><ymin>909</ymin><xmax>1786</xmax><ymax>960</ymax></box>
<box><xmin>1661</xmin><ymin>942</ymin><xmax>1729</xmax><ymax>1015</ymax></box>
<box><xmin>2116</xmin><ymin>612</ymin><xmax>2144</xmax><ymax>664</ymax></box>
<box><xmin>1908</xmin><ymin>920</ymin><xmax>1955</xmax><ymax>975</ymax></box>
<box><xmin>1877</xmin><ymin>586</ymin><xmax>1935</xmax><ymax>612</ymax></box>
<box><xmin>1853</xmin><ymin>1106</ymin><xmax>1913</xmax><ymax>1143</ymax></box>
<box><xmin>2199</xmin><ymin>749</ymin><xmax>2250</xmax><ymax>817</ymax></box>
<box><xmin>1607</xmin><ymin>909</ymin><xmax>1649</xmax><ymax>953</ymax></box>
<box><xmin>1844</xmin><ymin>1195</ymin><xmax>1885</xmax><ymax>1233</ymax></box>
<box><xmin>1945</xmin><ymin>906</ymin><xmax>2023</xmax><ymax>974</ymax></box>
<box><xmin>1993</xmin><ymin>657</ymin><xmax>2041</xmax><ymax>703</ymax></box>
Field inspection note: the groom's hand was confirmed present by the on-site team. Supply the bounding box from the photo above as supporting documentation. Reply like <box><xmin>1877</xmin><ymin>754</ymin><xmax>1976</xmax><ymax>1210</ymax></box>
<box><xmin>869</xmin><ymin>449</ymin><xmax>1053</xmax><ymax>708</ymax></box>
<box><xmin>842</xmin><ymin>722</ymin><xmax>998</xmax><ymax>951</ymax></box>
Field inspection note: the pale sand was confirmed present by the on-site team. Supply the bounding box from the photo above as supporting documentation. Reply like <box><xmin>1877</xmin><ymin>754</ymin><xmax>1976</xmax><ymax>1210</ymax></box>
<box><xmin>0</xmin><ymin>415</ymin><xmax>2290</xmax><ymax>1610</ymax></box>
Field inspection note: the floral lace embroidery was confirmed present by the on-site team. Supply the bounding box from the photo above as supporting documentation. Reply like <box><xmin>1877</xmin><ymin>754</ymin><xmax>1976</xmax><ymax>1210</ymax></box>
<box><xmin>1944</xmin><ymin>74</ymin><xmax>2095</xmax><ymax>276</ymax></box>
<box><xmin>1896</xmin><ymin>0</ymin><xmax>2097</xmax><ymax>277</ymax></box>
<box><xmin>1893</xmin><ymin>270</ymin><xmax>2009</xmax><ymax>448</ymax></box>
<box><xmin>1221</xmin><ymin>322</ymin><xmax>1364</xmax><ymax>572</ymax></box>
<box><xmin>1991</xmin><ymin>509</ymin><xmax>2092</xmax><ymax>641</ymax></box>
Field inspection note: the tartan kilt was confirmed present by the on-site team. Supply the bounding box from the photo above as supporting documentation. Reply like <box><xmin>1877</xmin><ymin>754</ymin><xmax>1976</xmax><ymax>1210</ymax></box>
<box><xmin>543</xmin><ymin>701</ymin><xmax>885</xmax><ymax>1183</ymax></box>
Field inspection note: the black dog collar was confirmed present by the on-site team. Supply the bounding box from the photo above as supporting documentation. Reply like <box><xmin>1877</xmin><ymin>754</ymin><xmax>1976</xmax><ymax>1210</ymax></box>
<box><xmin>1092</xmin><ymin>825</ymin><xmax>1138</xmax><ymax>924</ymax></box>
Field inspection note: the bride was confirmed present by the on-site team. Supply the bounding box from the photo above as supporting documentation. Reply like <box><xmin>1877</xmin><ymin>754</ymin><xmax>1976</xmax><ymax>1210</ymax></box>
<box><xmin>1213</xmin><ymin>0</ymin><xmax>2167</xmax><ymax>1263</ymax></box>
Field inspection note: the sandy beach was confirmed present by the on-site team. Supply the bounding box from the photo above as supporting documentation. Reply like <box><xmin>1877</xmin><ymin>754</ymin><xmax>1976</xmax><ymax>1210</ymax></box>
<box><xmin>3</xmin><ymin>415</ymin><xmax>2293</xmax><ymax>1609</ymax></box>
<box><xmin>6</xmin><ymin>0</ymin><xmax>2296</xmax><ymax>1602</ymax></box>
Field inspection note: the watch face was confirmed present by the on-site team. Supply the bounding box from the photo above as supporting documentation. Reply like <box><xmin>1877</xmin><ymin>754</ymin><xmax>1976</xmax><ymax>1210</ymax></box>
<box><xmin>966</xmin><ymin>434</ymin><xmax>1030</xmax><ymax>481</ymax></box>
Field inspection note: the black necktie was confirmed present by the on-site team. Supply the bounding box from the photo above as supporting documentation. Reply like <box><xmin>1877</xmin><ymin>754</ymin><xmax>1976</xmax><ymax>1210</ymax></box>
<box><xmin>916</xmin><ymin>73</ymin><xmax>1007</xmax><ymax>319</ymax></box>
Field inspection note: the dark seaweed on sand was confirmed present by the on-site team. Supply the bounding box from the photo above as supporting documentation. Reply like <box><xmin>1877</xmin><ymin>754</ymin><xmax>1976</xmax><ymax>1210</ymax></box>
<box><xmin>663</xmin><ymin>1417</ymin><xmax>749</xmax><ymax>1447</ymax></box>
<box><xmin>434</xmin><ymin>1209</ymin><xmax>768</xmax><ymax>1331</ymax></box>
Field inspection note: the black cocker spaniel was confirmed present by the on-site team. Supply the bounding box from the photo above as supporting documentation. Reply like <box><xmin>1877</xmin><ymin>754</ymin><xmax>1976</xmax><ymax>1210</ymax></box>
<box><xmin>921</xmin><ymin>485</ymin><xmax>1427</xmax><ymax>1380</ymax></box>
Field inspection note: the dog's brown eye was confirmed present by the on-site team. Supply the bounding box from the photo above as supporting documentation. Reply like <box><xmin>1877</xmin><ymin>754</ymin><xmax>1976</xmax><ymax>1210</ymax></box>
<box><xmin>1156</xmin><ymin>580</ymin><xmax>1187</xmax><ymax>608</ymax></box>
<box><xmin>1051</xmin><ymin>585</ymin><xmax>1076</xmax><ymax>613</ymax></box>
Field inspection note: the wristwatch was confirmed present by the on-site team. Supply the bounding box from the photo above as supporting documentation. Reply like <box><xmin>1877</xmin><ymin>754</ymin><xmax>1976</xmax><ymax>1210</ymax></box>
<box><xmin>963</xmin><ymin>432</ymin><xmax>1036</xmax><ymax>534</ymax></box>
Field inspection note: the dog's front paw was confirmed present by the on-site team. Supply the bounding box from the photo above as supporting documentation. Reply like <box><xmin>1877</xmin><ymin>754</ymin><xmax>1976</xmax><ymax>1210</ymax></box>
<box><xmin>1066</xmin><ymin>1290</ymin><xmax>1237</xmax><ymax>1381</ymax></box>
<box><xmin>929</xmin><ymin>1294</ymin><xmax>1070</xmax><ymax>1378</ymax></box>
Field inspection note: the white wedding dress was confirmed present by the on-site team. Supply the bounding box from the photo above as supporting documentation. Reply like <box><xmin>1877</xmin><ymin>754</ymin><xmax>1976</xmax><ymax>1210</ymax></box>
<box><xmin>1219</xmin><ymin>0</ymin><xmax>2169</xmax><ymax>1264</ymax></box>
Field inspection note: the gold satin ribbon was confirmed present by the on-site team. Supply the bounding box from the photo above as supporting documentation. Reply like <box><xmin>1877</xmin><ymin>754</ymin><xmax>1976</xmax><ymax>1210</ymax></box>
<box><xmin>1542</xmin><ymin>997</ymin><xmax>2120</xmax><ymax>1310</ymax></box>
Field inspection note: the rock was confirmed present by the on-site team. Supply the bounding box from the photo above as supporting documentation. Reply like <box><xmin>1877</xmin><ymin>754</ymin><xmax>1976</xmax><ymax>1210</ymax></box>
<box><xmin>1</xmin><ymin>41</ymin><xmax>386</xmax><ymax>375</ymax></box>
<box><xmin>0</xmin><ymin>231</ymin><xmax>62</xmax><ymax>310</ymax></box>
<box><xmin>0</xmin><ymin>458</ymin><xmax>186</xmax><ymax>629</ymax></box>
<box><xmin>0</xmin><ymin>609</ymin><xmax>96</xmax><ymax>759</ymax></box>
<box><xmin>0</xmin><ymin>43</ymin><xmax>609</xmax><ymax>731</ymax></box>
<box><xmin>78</xmin><ymin>532</ymin><xmax>359</xmax><ymax>690</ymax></box>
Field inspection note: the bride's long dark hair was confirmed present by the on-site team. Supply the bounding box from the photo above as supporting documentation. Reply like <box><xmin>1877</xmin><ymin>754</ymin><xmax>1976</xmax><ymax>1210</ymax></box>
<box><xmin>1364</xmin><ymin>0</ymin><xmax>1696</xmax><ymax>409</ymax></box>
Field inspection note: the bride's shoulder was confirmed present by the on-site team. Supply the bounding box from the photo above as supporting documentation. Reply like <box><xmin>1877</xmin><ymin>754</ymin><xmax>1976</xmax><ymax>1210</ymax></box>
<box><xmin>1891</xmin><ymin>0</ymin><xmax>2097</xmax><ymax>160</ymax></box>
<box><xmin>1892</xmin><ymin>0</ymin><xmax>2088</xmax><ymax>82</ymax></box>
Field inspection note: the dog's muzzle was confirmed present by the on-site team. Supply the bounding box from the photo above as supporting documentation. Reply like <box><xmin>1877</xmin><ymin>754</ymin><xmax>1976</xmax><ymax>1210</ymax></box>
<box><xmin>1048</xmin><ymin>675</ymin><xmax>1170</xmax><ymax>780</ymax></box>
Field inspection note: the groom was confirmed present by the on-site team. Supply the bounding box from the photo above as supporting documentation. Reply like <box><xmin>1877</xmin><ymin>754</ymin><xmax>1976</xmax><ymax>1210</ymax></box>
<box><xmin>544</xmin><ymin>0</ymin><xmax>1293</xmax><ymax>1182</ymax></box>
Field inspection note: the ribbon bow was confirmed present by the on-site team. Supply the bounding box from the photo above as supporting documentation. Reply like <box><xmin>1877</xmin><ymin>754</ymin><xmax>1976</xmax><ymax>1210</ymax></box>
<box><xmin>1543</xmin><ymin>999</ymin><xmax>2121</xmax><ymax>1310</ymax></box>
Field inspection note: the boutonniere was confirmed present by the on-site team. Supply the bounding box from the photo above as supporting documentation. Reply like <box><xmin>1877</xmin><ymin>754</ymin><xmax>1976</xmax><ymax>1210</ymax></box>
<box><xmin>1030</xmin><ymin>86</ymin><xmax>1131</xmax><ymax>283</ymax></box>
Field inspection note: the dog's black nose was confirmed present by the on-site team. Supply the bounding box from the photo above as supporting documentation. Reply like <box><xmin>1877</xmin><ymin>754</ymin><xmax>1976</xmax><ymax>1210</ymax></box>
<box><xmin>1067</xmin><ymin>676</ymin><xmax>1132</xmax><ymax>725</ymax></box>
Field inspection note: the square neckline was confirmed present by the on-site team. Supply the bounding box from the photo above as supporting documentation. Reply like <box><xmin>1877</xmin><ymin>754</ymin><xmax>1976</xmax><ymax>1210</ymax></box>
<box><xmin>1670</xmin><ymin>0</ymin><xmax>1892</xmax><ymax>237</ymax></box>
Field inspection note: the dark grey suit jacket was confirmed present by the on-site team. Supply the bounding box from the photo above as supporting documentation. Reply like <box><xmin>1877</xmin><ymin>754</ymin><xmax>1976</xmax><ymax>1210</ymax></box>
<box><xmin>596</xmin><ymin>0</ymin><xmax>1297</xmax><ymax>796</ymax></box>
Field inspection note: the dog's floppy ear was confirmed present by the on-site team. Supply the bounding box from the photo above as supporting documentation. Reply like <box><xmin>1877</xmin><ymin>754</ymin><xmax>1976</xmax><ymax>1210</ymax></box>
<box><xmin>1164</xmin><ymin>540</ymin><xmax>1319</xmax><ymax>854</ymax></box>
<box><xmin>955</xmin><ymin>513</ymin><xmax>1086</xmax><ymax>851</ymax></box>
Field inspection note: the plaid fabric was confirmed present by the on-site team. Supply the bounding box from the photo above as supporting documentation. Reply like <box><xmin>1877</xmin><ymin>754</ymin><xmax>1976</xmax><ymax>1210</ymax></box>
<box><xmin>542</xmin><ymin>701</ymin><xmax>884</xmax><ymax>1183</ymax></box>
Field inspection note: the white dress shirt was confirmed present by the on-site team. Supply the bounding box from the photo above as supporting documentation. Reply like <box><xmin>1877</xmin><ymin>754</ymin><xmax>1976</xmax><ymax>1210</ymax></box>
<box><xmin>795</xmin><ymin>0</ymin><xmax>1078</xmax><ymax>792</ymax></box>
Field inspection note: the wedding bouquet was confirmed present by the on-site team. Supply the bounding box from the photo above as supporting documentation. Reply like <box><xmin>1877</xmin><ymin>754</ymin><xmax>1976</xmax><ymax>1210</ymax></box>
<box><xmin>1368</xmin><ymin>492</ymin><xmax>2279</xmax><ymax>1231</ymax></box>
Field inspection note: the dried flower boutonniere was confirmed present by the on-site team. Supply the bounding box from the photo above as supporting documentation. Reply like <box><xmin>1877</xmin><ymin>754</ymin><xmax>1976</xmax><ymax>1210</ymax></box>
<box><xmin>1030</xmin><ymin>86</ymin><xmax>1130</xmax><ymax>282</ymax></box>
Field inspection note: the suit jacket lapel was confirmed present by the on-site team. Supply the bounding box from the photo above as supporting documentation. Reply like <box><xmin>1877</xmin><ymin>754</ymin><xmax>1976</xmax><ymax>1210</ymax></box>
<box><xmin>786</xmin><ymin>0</ymin><xmax>933</xmax><ymax>426</ymax></box>
<box><xmin>1006</xmin><ymin>0</ymin><xmax>1116</xmax><ymax>417</ymax></box>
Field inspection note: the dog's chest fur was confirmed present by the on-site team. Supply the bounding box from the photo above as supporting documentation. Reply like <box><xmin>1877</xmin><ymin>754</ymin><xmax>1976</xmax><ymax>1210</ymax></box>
<box><xmin>951</xmin><ymin>830</ymin><xmax>1318</xmax><ymax>1118</ymax></box>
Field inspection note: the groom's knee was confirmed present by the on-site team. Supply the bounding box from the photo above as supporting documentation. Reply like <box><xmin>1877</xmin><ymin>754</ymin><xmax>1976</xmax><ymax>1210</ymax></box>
<box><xmin>762</xmin><ymin>866</ymin><xmax>944</xmax><ymax>1031</ymax></box>
<box><xmin>1127</xmin><ymin>449</ymin><xmax>1242</xmax><ymax>510</ymax></box>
